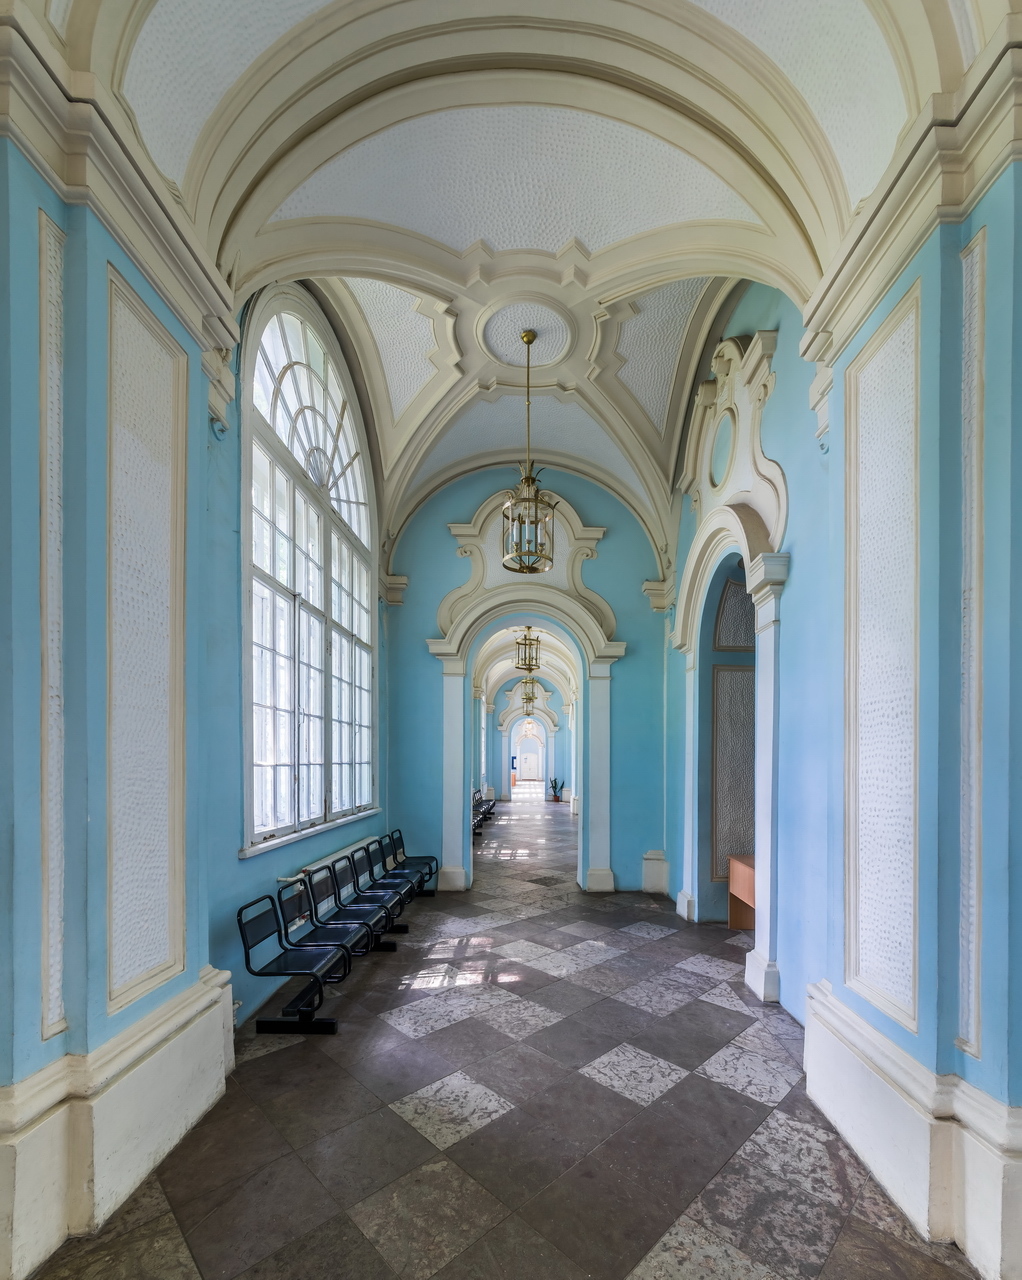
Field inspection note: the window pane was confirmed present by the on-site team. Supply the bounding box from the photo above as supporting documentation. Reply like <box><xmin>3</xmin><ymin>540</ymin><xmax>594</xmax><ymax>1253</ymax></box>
<box><xmin>252</xmin><ymin>584</ymin><xmax>294</xmax><ymax>833</ymax></box>
<box><xmin>298</xmin><ymin>607</ymin><xmax>325</xmax><ymax>823</ymax></box>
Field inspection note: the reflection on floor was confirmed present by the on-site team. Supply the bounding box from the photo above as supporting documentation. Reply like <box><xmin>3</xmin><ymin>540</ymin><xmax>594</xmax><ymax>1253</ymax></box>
<box><xmin>34</xmin><ymin>782</ymin><xmax>976</xmax><ymax>1279</ymax></box>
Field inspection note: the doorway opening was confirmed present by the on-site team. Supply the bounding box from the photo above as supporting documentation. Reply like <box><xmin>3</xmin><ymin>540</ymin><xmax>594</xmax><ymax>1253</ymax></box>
<box><xmin>697</xmin><ymin>555</ymin><xmax>756</xmax><ymax>923</ymax></box>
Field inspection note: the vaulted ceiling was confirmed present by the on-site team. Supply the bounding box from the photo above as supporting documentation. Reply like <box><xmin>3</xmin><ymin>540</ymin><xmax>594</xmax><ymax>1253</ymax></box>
<box><xmin>44</xmin><ymin>0</ymin><xmax>990</xmax><ymax>563</ymax></box>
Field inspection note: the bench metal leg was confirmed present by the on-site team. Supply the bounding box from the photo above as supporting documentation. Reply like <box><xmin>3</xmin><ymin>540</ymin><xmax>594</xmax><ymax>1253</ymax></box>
<box><xmin>386</xmin><ymin>923</ymin><xmax>410</xmax><ymax>933</ymax></box>
<box><xmin>256</xmin><ymin>1016</ymin><xmax>338</xmax><ymax>1035</ymax></box>
<box><xmin>372</xmin><ymin>938</ymin><xmax>398</xmax><ymax>952</ymax></box>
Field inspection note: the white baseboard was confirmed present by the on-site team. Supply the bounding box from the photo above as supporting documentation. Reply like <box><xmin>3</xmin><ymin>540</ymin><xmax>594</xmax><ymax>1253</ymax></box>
<box><xmin>805</xmin><ymin>981</ymin><xmax>1022</xmax><ymax>1280</ymax></box>
<box><xmin>745</xmin><ymin>950</ymin><xmax>780</xmax><ymax>1002</ymax></box>
<box><xmin>0</xmin><ymin>968</ymin><xmax>232</xmax><ymax>1280</ymax></box>
<box><xmin>642</xmin><ymin>850</ymin><xmax>668</xmax><ymax>895</ymax></box>
<box><xmin>438</xmin><ymin>865</ymin><xmax>467</xmax><ymax>891</ymax></box>
<box><xmin>676</xmin><ymin>890</ymin><xmax>695</xmax><ymax>921</ymax></box>
<box><xmin>586</xmin><ymin>867</ymin><xmax>616</xmax><ymax>893</ymax></box>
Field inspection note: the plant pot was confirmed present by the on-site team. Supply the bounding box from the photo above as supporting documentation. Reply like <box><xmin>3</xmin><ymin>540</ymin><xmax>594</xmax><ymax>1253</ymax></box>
<box><xmin>550</xmin><ymin>794</ymin><xmax>561</xmax><ymax>802</ymax></box>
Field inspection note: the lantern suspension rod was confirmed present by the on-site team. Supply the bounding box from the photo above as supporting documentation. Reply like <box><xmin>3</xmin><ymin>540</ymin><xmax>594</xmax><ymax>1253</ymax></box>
<box><xmin>522</xmin><ymin>329</ymin><xmax>536</xmax><ymax>475</ymax></box>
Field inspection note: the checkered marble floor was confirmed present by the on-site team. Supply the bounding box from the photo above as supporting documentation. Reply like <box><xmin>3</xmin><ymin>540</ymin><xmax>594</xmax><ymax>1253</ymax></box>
<box><xmin>37</xmin><ymin>783</ymin><xmax>978</xmax><ymax>1280</ymax></box>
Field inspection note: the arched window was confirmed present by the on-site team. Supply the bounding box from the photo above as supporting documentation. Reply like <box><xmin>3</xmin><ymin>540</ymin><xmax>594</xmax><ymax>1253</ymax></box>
<box><xmin>246</xmin><ymin>291</ymin><xmax>375</xmax><ymax>843</ymax></box>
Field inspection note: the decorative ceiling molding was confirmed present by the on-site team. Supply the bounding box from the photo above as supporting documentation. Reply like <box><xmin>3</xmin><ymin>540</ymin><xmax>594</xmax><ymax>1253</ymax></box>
<box><xmin>437</xmin><ymin>489</ymin><xmax>616</xmax><ymax>648</ymax></box>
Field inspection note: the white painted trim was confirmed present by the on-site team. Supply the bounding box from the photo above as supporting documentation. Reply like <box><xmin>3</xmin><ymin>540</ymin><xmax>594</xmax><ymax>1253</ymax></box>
<box><xmin>958</xmin><ymin>226</ymin><xmax>985</xmax><ymax>1058</ymax></box>
<box><xmin>586</xmin><ymin>661</ymin><xmax>614</xmax><ymax>892</ymax></box>
<box><xmin>238</xmin><ymin>808</ymin><xmax>382</xmax><ymax>859</ymax></box>
<box><xmin>805</xmin><ymin>982</ymin><xmax>1022</xmax><ymax>1280</ymax></box>
<box><xmin>642</xmin><ymin>850</ymin><xmax>668</xmax><ymax>895</ymax></box>
<box><xmin>38</xmin><ymin>209</ymin><xmax>66</xmax><ymax>1039</ymax></box>
<box><xmin>746</xmin><ymin>553</ymin><xmax>789</xmax><ymax>1002</ymax></box>
<box><xmin>0</xmin><ymin>969</ymin><xmax>231</xmax><ymax>1280</ymax></box>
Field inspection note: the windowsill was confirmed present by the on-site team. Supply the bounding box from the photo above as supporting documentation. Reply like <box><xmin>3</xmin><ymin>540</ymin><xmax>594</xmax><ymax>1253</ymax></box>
<box><xmin>238</xmin><ymin>808</ymin><xmax>382</xmax><ymax>859</ymax></box>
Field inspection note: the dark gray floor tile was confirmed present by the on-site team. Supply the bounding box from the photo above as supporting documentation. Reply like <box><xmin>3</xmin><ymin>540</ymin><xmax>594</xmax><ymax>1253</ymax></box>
<box><xmin>524</xmin><ymin>979</ymin><xmax>604</xmax><ymax>1015</ymax></box>
<box><xmin>233</xmin><ymin>1041</ymin><xmax>348</xmax><ymax>1105</ymax></box>
<box><xmin>345</xmin><ymin>1039</ymin><xmax>458</xmax><ymax>1102</ymax></box>
<box><xmin>431</xmin><ymin>1213</ymin><xmax>589</xmax><ymax>1280</ymax></box>
<box><xmin>183</xmin><ymin>1153</ymin><xmax>338</xmax><ymax>1280</ymax></box>
<box><xmin>299</xmin><ymin>1107</ymin><xmax>437</xmax><ymax>1208</ymax></box>
<box><xmin>566</xmin><ymin>997</ymin><xmax>663</xmax><ymax>1042</ymax></box>
<box><xmin>446</xmin><ymin>1107</ymin><xmax>586</xmax><ymax>1209</ymax></box>
<box><xmin>348</xmin><ymin>1157</ymin><xmax>508</xmax><ymax>1280</ymax></box>
<box><xmin>657</xmin><ymin>1072</ymin><xmax>772</xmax><ymax>1155</ymax></box>
<box><xmin>629</xmin><ymin>998</ymin><xmax>755</xmax><ymax>1069</ymax></box>
<box><xmin>196</xmin><ymin>1079</ymin><xmax>254</xmax><ymax>1130</ymax></box>
<box><xmin>235</xmin><ymin>1213</ymin><xmax>396</xmax><ymax>1279</ymax></box>
<box><xmin>518</xmin><ymin>1153</ymin><xmax>677</xmax><ymax>1280</ymax></box>
<box><xmin>463</xmin><ymin>1043</ymin><xmax>569</xmax><ymax>1104</ymax></box>
<box><xmin>32</xmin><ymin>1213</ymin><xmax>200</xmax><ymax>1280</ymax></box>
<box><xmin>157</xmin><ymin>1104</ymin><xmax>291</xmax><ymax>1209</ymax></box>
<box><xmin>316</xmin><ymin>1019</ymin><xmax>413</xmax><ymax>1069</ymax></box>
<box><xmin>523</xmin><ymin>1016</ymin><xmax>622</xmax><ymax>1068</ymax></box>
<box><xmin>418</xmin><ymin>1017</ymin><xmax>518</xmax><ymax>1067</ymax></box>
<box><xmin>522</xmin><ymin>929</ymin><xmax>581</xmax><ymax>951</ymax></box>
<box><xmin>261</xmin><ymin>1070</ymin><xmax>383</xmax><ymax>1148</ymax></box>
<box><xmin>517</xmin><ymin>1071</ymin><xmax>642</xmax><ymax>1148</ymax></box>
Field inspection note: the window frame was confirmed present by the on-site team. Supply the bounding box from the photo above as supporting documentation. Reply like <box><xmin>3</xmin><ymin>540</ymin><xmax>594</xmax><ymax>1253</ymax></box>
<box><xmin>240</xmin><ymin>286</ymin><xmax>379</xmax><ymax>855</ymax></box>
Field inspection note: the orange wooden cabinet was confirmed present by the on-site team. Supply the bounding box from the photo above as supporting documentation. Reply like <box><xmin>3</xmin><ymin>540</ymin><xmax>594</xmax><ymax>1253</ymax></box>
<box><xmin>728</xmin><ymin>855</ymin><xmax>755</xmax><ymax>931</ymax></box>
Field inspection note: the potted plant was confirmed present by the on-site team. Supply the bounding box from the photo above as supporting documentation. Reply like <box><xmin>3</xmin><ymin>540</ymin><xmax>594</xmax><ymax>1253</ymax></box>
<box><xmin>549</xmin><ymin>777</ymin><xmax>564</xmax><ymax>802</ymax></box>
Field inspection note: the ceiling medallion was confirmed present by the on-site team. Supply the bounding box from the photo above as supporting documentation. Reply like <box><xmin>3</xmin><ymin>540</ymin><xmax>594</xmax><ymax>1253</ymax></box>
<box><xmin>502</xmin><ymin>329</ymin><xmax>556</xmax><ymax>574</ymax></box>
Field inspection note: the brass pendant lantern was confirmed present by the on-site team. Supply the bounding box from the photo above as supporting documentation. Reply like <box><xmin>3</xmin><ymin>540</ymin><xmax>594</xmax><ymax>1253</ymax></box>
<box><xmin>521</xmin><ymin>676</ymin><xmax>538</xmax><ymax>714</ymax></box>
<box><xmin>514</xmin><ymin>625</ymin><xmax>541</xmax><ymax>673</ymax></box>
<box><xmin>502</xmin><ymin>329</ymin><xmax>555</xmax><ymax>573</ymax></box>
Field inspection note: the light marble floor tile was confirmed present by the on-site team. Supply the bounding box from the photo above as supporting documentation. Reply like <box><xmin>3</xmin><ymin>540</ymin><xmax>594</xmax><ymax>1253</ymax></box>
<box><xmin>559</xmin><ymin>921</ymin><xmax>618</xmax><ymax>939</ymax></box>
<box><xmin>612</xmin><ymin>975</ymin><xmax>700</xmax><ymax>1017</ymax></box>
<box><xmin>731</xmin><ymin>1022</ymin><xmax>800</xmax><ymax>1067</ymax></box>
<box><xmin>698</xmin><ymin>983</ymin><xmax>756</xmax><ymax>1015</ymax></box>
<box><xmin>475</xmin><ymin>997</ymin><xmax>565</xmax><ymax>1040</ymax></box>
<box><xmin>696</xmin><ymin>1044</ymin><xmax>802</xmax><ymax>1105</ymax></box>
<box><xmin>492</xmin><ymin>940</ymin><xmax>556</xmax><ymax>964</ymax></box>
<box><xmin>728</xmin><ymin>932</ymin><xmax>755</xmax><ymax>950</ymax></box>
<box><xmin>379</xmin><ymin>986</ymin><xmax>512</xmax><ymax>1038</ymax></box>
<box><xmin>526</xmin><ymin>939</ymin><xmax>626</xmax><ymax>977</ymax></box>
<box><xmin>580</xmin><ymin>1042</ymin><xmax>688</xmax><ymax>1105</ymax></box>
<box><xmin>739</xmin><ymin>1108</ymin><xmax>869</xmax><ymax>1211</ymax></box>
<box><xmin>389</xmin><ymin>1071</ymin><xmax>515</xmax><ymax>1149</ymax></box>
<box><xmin>676</xmin><ymin>954</ymin><xmax>745</xmax><ymax>981</ymax></box>
<box><xmin>628</xmin><ymin>1214</ymin><xmax>781</xmax><ymax>1280</ymax></box>
<box><xmin>619</xmin><ymin>921</ymin><xmax>678</xmax><ymax>940</ymax></box>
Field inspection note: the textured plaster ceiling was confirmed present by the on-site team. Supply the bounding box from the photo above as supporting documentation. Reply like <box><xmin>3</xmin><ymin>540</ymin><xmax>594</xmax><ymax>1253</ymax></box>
<box><xmin>270</xmin><ymin>106</ymin><xmax>760</xmax><ymax>253</ymax></box>
<box><xmin>616</xmin><ymin>278</ymin><xmax>709</xmax><ymax>434</ymax></box>
<box><xmin>123</xmin><ymin>0</ymin><xmax>330</xmax><ymax>183</ymax></box>
<box><xmin>342</xmin><ymin>278</ymin><xmax>437</xmax><ymax>419</ymax></box>
<box><xmin>484</xmin><ymin>304</ymin><xmax>570</xmax><ymax>366</ymax></box>
<box><xmin>689</xmin><ymin>0</ymin><xmax>906</xmax><ymax>202</ymax></box>
<box><xmin>408</xmin><ymin>395</ymin><xmax>647</xmax><ymax>506</ymax></box>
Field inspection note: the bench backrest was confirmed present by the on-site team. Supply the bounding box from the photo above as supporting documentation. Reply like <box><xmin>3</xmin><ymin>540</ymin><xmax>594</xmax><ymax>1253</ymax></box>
<box><xmin>367</xmin><ymin>838</ymin><xmax>390</xmax><ymax>877</ymax></box>
<box><xmin>390</xmin><ymin>829</ymin><xmax>406</xmax><ymax>858</ymax></box>
<box><xmin>308</xmin><ymin>865</ymin><xmax>338</xmax><ymax>917</ymax></box>
<box><xmin>279</xmin><ymin>879</ymin><xmax>319</xmax><ymax>939</ymax></box>
<box><xmin>331</xmin><ymin>853</ymin><xmax>360</xmax><ymax>902</ymax></box>
<box><xmin>350</xmin><ymin>845</ymin><xmax>376</xmax><ymax>891</ymax></box>
<box><xmin>238</xmin><ymin>896</ymin><xmax>283</xmax><ymax>965</ymax></box>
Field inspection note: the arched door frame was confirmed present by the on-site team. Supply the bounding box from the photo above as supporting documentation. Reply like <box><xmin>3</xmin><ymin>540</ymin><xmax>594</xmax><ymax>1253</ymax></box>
<box><xmin>428</xmin><ymin>594</ymin><xmax>623</xmax><ymax>893</ymax></box>
<box><xmin>499</xmin><ymin>690</ymin><xmax>559</xmax><ymax>800</ymax></box>
<box><xmin>673</xmin><ymin>513</ymin><xmax>788</xmax><ymax>1002</ymax></box>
